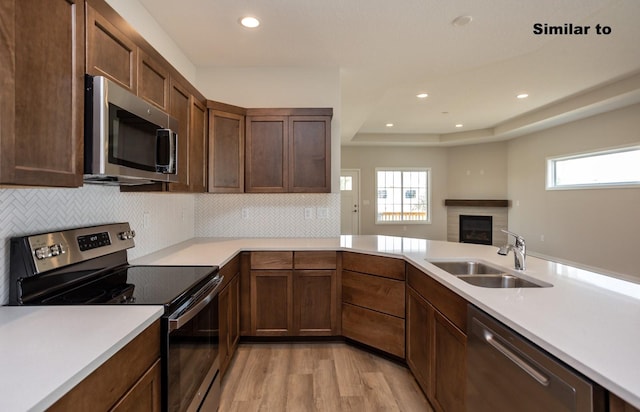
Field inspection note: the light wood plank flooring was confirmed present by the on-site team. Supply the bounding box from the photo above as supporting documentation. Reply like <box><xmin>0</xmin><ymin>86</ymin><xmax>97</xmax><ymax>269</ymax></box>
<box><xmin>220</xmin><ymin>342</ymin><xmax>432</xmax><ymax>412</ymax></box>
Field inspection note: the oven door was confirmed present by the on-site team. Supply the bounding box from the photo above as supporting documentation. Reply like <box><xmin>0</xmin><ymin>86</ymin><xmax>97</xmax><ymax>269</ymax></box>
<box><xmin>164</xmin><ymin>278</ymin><xmax>222</xmax><ymax>412</ymax></box>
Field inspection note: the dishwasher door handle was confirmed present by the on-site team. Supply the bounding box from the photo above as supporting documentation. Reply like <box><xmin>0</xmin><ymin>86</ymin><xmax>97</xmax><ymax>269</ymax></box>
<box><xmin>484</xmin><ymin>329</ymin><xmax>550</xmax><ymax>386</ymax></box>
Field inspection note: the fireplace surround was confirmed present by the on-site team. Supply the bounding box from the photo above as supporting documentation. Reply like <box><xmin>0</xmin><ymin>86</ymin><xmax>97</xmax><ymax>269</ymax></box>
<box><xmin>445</xmin><ymin>199</ymin><xmax>509</xmax><ymax>246</ymax></box>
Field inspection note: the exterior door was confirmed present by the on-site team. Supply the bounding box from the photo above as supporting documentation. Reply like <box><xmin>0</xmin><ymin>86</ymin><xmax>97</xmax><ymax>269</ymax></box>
<box><xmin>340</xmin><ymin>169</ymin><xmax>360</xmax><ymax>235</ymax></box>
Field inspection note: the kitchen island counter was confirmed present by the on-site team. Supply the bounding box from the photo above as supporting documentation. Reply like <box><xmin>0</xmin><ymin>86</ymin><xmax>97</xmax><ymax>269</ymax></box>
<box><xmin>134</xmin><ymin>235</ymin><xmax>640</xmax><ymax>409</ymax></box>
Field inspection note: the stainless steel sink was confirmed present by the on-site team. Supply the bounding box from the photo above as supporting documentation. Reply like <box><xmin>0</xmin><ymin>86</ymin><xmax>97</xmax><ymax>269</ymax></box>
<box><xmin>456</xmin><ymin>274</ymin><xmax>543</xmax><ymax>288</ymax></box>
<box><xmin>427</xmin><ymin>260</ymin><xmax>552</xmax><ymax>288</ymax></box>
<box><xmin>430</xmin><ymin>261</ymin><xmax>502</xmax><ymax>275</ymax></box>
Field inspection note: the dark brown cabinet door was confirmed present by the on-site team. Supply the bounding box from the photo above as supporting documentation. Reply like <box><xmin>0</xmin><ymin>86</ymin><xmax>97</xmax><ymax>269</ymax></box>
<box><xmin>293</xmin><ymin>270</ymin><xmax>337</xmax><ymax>335</ymax></box>
<box><xmin>167</xmin><ymin>79</ymin><xmax>190</xmax><ymax>189</ymax></box>
<box><xmin>406</xmin><ymin>286</ymin><xmax>432</xmax><ymax>395</ymax></box>
<box><xmin>209</xmin><ymin>109</ymin><xmax>245</xmax><ymax>193</ymax></box>
<box><xmin>0</xmin><ymin>0</ymin><xmax>84</xmax><ymax>187</ymax></box>
<box><xmin>431</xmin><ymin>310</ymin><xmax>467</xmax><ymax>412</ymax></box>
<box><xmin>137</xmin><ymin>49</ymin><xmax>169</xmax><ymax>111</ymax></box>
<box><xmin>86</xmin><ymin>3</ymin><xmax>137</xmax><ymax>92</ymax></box>
<box><xmin>111</xmin><ymin>360</ymin><xmax>161</xmax><ymax>412</ymax></box>
<box><xmin>245</xmin><ymin>115</ymin><xmax>288</xmax><ymax>192</ymax></box>
<box><xmin>289</xmin><ymin>116</ymin><xmax>331</xmax><ymax>193</ymax></box>
<box><xmin>188</xmin><ymin>97</ymin><xmax>207</xmax><ymax>193</ymax></box>
<box><xmin>250</xmin><ymin>270</ymin><xmax>293</xmax><ymax>335</ymax></box>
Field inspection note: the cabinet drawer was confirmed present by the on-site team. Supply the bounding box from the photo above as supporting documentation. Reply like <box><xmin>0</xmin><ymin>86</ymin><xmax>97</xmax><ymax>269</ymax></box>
<box><xmin>342</xmin><ymin>252</ymin><xmax>405</xmax><ymax>280</ymax></box>
<box><xmin>407</xmin><ymin>264</ymin><xmax>467</xmax><ymax>331</ymax></box>
<box><xmin>342</xmin><ymin>303</ymin><xmax>405</xmax><ymax>358</ymax></box>
<box><xmin>294</xmin><ymin>251</ymin><xmax>337</xmax><ymax>269</ymax></box>
<box><xmin>251</xmin><ymin>251</ymin><xmax>293</xmax><ymax>269</ymax></box>
<box><xmin>342</xmin><ymin>270</ymin><xmax>405</xmax><ymax>318</ymax></box>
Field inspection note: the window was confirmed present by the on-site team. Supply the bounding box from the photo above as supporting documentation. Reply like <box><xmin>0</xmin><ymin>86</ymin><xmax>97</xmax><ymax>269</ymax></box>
<box><xmin>340</xmin><ymin>176</ymin><xmax>352</xmax><ymax>191</ymax></box>
<box><xmin>547</xmin><ymin>146</ymin><xmax>640</xmax><ymax>190</ymax></box>
<box><xmin>376</xmin><ymin>168</ymin><xmax>430</xmax><ymax>223</ymax></box>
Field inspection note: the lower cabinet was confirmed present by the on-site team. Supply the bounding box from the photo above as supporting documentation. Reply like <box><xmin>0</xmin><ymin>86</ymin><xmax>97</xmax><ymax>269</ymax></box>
<box><xmin>610</xmin><ymin>393</ymin><xmax>640</xmax><ymax>412</ymax></box>
<box><xmin>219</xmin><ymin>256</ymin><xmax>240</xmax><ymax>378</ymax></box>
<box><xmin>249</xmin><ymin>251</ymin><xmax>338</xmax><ymax>336</ymax></box>
<box><xmin>406</xmin><ymin>263</ymin><xmax>468</xmax><ymax>412</ymax></box>
<box><xmin>49</xmin><ymin>320</ymin><xmax>161</xmax><ymax>411</ymax></box>
<box><xmin>340</xmin><ymin>252</ymin><xmax>406</xmax><ymax>358</ymax></box>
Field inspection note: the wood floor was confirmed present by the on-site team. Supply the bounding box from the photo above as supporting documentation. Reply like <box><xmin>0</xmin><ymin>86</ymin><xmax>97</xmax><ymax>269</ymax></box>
<box><xmin>219</xmin><ymin>342</ymin><xmax>432</xmax><ymax>412</ymax></box>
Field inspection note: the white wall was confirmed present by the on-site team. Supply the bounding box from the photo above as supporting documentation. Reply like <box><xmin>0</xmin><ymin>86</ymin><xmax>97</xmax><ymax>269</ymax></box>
<box><xmin>341</xmin><ymin>146</ymin><xmax>448</xmax><ymax>239</ymax></box>
<box><xmin>507</xmin><ymin>103</ymin><xmax>640</xmax><ymax>280</ymax></box>
<box><xmin>447</xmin><ymin>141</ymin><xmax>508</xmax><ymax>199</ymax></box>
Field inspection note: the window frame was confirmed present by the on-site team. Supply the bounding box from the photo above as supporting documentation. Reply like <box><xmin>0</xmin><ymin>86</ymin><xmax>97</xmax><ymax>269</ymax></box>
<box><xmin>375</xmin><ymin>167</ymin><xmax>431</xmax><ymax>225</ymax></box>
<box><xmin>546</xmin><ymin>144</ymin><xmax>640</xmax><ymax>190</ymax></box>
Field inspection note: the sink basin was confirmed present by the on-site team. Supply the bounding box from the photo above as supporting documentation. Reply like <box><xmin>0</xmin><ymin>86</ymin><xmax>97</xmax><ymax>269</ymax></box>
<box><xmin>430</xmin><ymin>261</ymin><xmax>502</xmax><ymax>275</ymax></box>
<box><xmin>456</xmin><ymin>274</ymin><xmax>542</xmax><ymax>288</ymax></box>
<box><xmin>427</xmin><ymin>260</ymin><xmax>552</xmax><ymax>288</ymax></box>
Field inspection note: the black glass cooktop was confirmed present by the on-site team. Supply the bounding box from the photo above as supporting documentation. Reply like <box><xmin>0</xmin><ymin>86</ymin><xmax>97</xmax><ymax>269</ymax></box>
<box><xmin>40</xmin><ymin>265</ymin><xmax>219</xmax><ymax>309</ymax></box>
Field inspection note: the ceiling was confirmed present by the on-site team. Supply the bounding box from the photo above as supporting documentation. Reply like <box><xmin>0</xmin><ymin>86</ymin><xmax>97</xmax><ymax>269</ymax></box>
<box><xmin>138</xmin><ymin>0</ymin><xmax>640</xmax><ymax>145</ymax></box>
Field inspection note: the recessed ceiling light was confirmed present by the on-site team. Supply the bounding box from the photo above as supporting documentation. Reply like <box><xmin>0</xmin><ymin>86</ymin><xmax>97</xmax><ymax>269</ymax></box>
<box><xmin>240</xmin><ymin>16</ymin><xmax>260</xmax><ymax>28</ymax></box>
<box><xmin>517</xmin><ymin>93</ymin><xmax>529</xmax><ymax>99</ymax></box>
<box><xmin>416</xmin><ymin>93</ymin><xmax>429</xmax><ymax>99</ymax></box>
<box><xmin>451</xmin><ymin>15</ymin><xmax>473</xmax><ymax>27</ymax></box>
<box><xmin>455</xmin><ymin>124</ymin><xmax>463</xmax><ymax>128</ymax></box>
<box><xmin>386</xmin><ymin>123</ymin><xmax>394</xmax><ymax>127</ymax></box>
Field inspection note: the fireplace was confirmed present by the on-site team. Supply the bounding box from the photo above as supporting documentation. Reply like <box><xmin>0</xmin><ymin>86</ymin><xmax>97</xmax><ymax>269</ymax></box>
<box><xmin>459</xmin><ymin>215</ymin><xmax>492</xmax><ymax>245</ymax></box>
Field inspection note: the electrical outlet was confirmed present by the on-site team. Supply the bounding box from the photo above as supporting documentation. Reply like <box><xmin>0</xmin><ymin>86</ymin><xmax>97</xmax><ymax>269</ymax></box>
<box><xmin>143</xmin><ymin>212</ymin><xmax>151</xmax><ymax>229</ymax></box>
<box><xmin>317</xmin><ymin>207</ymin><xmax>328</xmax><ymax>219</ymax></box>
<box><xmin>304</xmin><ymin>208</ymin><xmax>314</xmax><ymax>219</ymax></box>
<box><xmin>242</xmin><ymin>208</ymin><xmax>250</xmax><ymax>219</ymax></box>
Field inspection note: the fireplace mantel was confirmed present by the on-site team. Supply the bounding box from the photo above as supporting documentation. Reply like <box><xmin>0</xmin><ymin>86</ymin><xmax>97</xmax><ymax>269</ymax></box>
<box><xmin>444</xmin><ymin>199</ymin><xmax>510</xmax><ymax>208</ymax></box>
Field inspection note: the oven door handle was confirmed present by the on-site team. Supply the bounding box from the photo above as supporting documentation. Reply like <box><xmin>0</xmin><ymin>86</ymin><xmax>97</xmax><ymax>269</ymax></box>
<box><xmin>169</xmin><ymin>276</ymin><xmax>224</xmax><ymax>332</ymax></box>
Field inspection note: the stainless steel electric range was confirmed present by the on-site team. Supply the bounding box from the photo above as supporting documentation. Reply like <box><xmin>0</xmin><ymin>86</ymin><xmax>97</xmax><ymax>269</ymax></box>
<box><xmin>9</xmin><ymin>222</ymin><xmax>222</xmax><ymax>412</ymax></box>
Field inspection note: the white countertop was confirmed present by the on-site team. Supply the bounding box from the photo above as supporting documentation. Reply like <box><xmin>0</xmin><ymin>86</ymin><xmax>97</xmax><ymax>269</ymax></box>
<box><xmin>0</xmin><ymin>305</ymin><xmax>163</xmax><ymax>412</ymax></box>
<box><xmin>134</xmin><ymin>235</ymin><xmax>640</xmax><ymax>408</ymax></box>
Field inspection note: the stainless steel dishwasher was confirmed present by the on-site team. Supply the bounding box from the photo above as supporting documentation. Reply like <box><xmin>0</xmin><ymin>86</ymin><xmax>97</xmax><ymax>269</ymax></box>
<box><xmin>466</xmin><ymin>305</ymin><xmax>605</xmax><ymax>412</ymax></box>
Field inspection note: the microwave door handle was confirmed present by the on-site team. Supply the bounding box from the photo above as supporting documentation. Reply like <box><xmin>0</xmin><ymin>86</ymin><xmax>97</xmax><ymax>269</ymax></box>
<box><xmin>168</xmin><ymin>130</ymin><xmax>176</xmax><ymax>173</ymax></box>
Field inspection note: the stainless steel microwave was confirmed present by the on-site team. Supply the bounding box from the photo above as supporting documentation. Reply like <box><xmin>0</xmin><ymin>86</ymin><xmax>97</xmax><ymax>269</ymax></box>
<box><xmin>84</xmin><ymin>75</ymin><xmax>179</xmax><ymax>185</ymax></box>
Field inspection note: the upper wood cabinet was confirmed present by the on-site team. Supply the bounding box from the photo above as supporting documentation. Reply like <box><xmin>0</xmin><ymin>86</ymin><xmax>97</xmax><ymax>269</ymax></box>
<box><xmin>137</xmin><ymin>49</ymin><xmax>169</xmax><ymax>111</ymax></box>
<box><xmin>245</xmin><ymin>115</ymin><xmax>289</xmax><ymax>193</ymax></box>
<box><xmin>208</xmin><ymin>102</ymin><xmax>246</xmax><ymax>193</ymax></box>
<box><xmin>160</xmin><ymin>89</ymin><xmax>208</xmax><ymax>193</ymax></box>
<box><xmin>86</xmin><ymin>3</ymin><xmax>137</xmax><ymax>92</ymax></box>
<box><xmin>188</xmin><ymin>97</ymin><xmax>208</xmax><ymax>193</ymax></box>
<box><xmin>167</xmin><ymin>78</ymin><xmax>190</xmax><ymax>189</ymax></box>
<box><xmin>0</xmin><ymin>0</ymin><xmax>85</xmax><ymax>187</ymax></box>
<box><xmin>289</xmin><ymin>115</ymin><xmax>331</xmax><ymax>193</ymax></box>
<box><xmin>244</xmin><ymin>108</ymin><xmax>332</xmax><ymax>193</ymax></box>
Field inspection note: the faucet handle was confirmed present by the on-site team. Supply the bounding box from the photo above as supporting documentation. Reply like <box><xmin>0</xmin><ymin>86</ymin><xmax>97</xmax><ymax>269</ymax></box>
<box><xmin>501</xmin><ymin>229</ymin><xmax>525</xmax><ymax>245</ymax></box>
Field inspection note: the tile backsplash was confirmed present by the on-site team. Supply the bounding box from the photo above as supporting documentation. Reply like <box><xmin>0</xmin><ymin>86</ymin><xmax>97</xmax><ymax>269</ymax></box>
<box><xmin>0</xmin><ymin>185</ymin><xmax>195</xmax><ymax>305</ymax></box>
<box><xmin>195</xmin><ymin>193</ymin><xmax>340</xmax><ymax>238</ymax></box>
<box><xmin>1</xmin><ymin>187</ymin><xmax>340</xmax><ymax>305</ymax></box>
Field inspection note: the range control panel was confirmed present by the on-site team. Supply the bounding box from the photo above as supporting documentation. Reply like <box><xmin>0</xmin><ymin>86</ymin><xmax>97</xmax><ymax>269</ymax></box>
<box><xmin>26</xmin><ymin>223</ymin><xmax>136</xmax><ymax>274</ymax></box>
<box><xmin>77</xmin><ymin>232</ymin><xmax>111</xmax><ymax>251</ymax></box>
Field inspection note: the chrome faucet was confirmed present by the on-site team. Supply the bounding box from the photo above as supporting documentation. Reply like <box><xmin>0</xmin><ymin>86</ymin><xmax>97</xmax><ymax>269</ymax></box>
<box><xmin>498</xmin><ymin>229</ymin><xmax>526</xmax><ymax>270</ymax></box>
